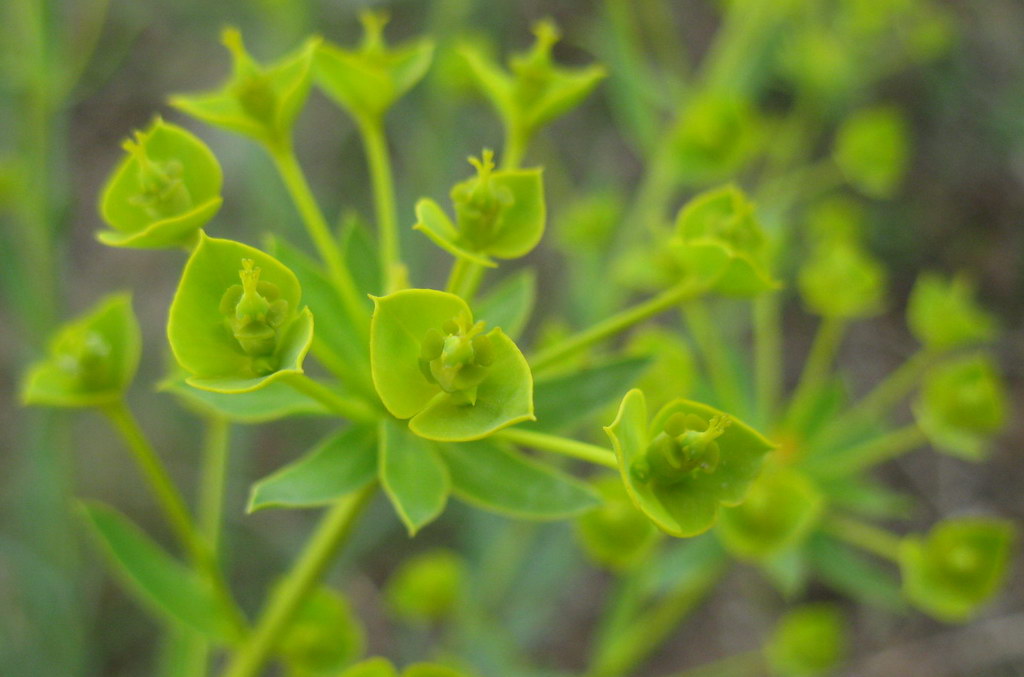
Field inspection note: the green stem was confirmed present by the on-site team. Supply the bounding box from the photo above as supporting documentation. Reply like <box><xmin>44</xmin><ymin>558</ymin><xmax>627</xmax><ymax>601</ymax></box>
<box><xmin>816</xmin><ymin>349</ymin><xmax>935</xmax><ymax>446</ymax></box>
<box><xmin>220</xmin><ymin>484</ymin><xmax>376</xmax><ymax>677</ymax></box>
<box><xmin>588</xmin><ymin>556</ymin><xmax>727</xmax><ymax>677</ymax></box>
<box><xmin>685</xmin><ymin>299</ymin><xmax>744</xmax><ymax>413</ymax></box>
<box><xmin>284</xmin><ymin>374</ymin><xmax>379</xmax><ymax>423</ymax></box>
<box><xmin>823</xmin><ymin>513</ymin><xmax>902</xmax><ymax>562</ymax></box>
<box><xmin>501</xmin><ymin>122</ymin><xmax>529</xmax><ymax>171</ymax></box>
<box><xmin>531</xmin><ymin>281</ymin><xmax>706</xmax><ymax>373</ymax></box>
<box><xmin>268</xmin><ymin>141</ymin><xmax>367</xmax><ymax>333</ymax></box>
<box><xmin>100</xmin><ymin>401</ymin><xmax>245</xmax><ymax>635</ymax></box>
<box><xmin>812</xmin><ymin>424</ymin><xmax>927</xmax><ymax>478</ymax></box>
<box><xmin>753</xmin><ymin>292</ymin><xmax>782</xmax><ymax>425</ymax></box>
<box><xmin>357</xmin><ymin>116</ymin><xmax>401</xmax><ymax>292</ymax></box>
<box><xmin>786</xmin><ymin>316</ymin><xmax>846</xmax><ymax>425</ymax></box>
<box><xmin>185</xmin><ymin>415</ymin><xmax>233</xmax><ymax>677</ymax></box>
<box><xmin>494</xmin><ymin>428</ymin><xmax>618</xmax><ymax>469</ymax></box>
<box><xmin>445</xmin><ymin>257</ymin><xmax>485</xmax><ymax>302</ymax></box>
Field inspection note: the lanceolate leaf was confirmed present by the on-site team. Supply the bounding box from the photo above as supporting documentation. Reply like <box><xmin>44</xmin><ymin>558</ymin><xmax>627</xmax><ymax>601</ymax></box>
<box><xmin>160</xmin><ymin>373</ymin><xmax>329</xmax><ymax>424</ymax></box>
<box><xmin>78</xmin><ymin>501</ymin><xmax>237</xmax><ymax>642</ymax></box>
<box><xmin>379</xmin><ymin>419</ymin><xmax>450</xmax><ymax>536</ymax></box>
<box><xmin>248</xmin><ymin>425</ymin><xmax>378</xmax><ymax>511</ymax></box>
<box><xmin>438</xmin><ymin>440</ymin><xmax>599</xmax><ymax>520</ymax></box>
<box><xmin>807</xmin><ymin>535</ymin><xmax>905</xmax><ymax>612</ymax></box>
<box><xmin>527</xmin><ymin>356</ymin><xmax>649</xmax><ymax>433</ymax></box>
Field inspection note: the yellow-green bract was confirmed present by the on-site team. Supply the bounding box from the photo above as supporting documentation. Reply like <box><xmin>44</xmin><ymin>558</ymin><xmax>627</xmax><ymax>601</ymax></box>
<box><xmin>907</xmin><ymin>272</ymin><xmax>996</xmax><ymax>351</ymax></box>
<box><xmin>314</xmin><ymin>11</ymin><xmax>434</xmax><ymax>124</ymax></box>
<box><xmin>671</xmin><ymin>184</ymin><xmax>778</xmax><ymax>297</ymax></box>
<box><xmin>369</xmin><ymin>289</ymin><xmax>534</xmax><ymax>441</ymax></box>
<box><xmin>765</xmin><ymin>604</ymin><xmax>847</xmax><ymax>677</ymax></box>
<box><xmin>170</xmin><ymin>28</ymin><xmax>320</xmax><ymax>147</ymax></box>
<box><xmin>413</xmin><ymin>150</ymin><xmax>546</xmax><ymax>263</ymax></box>
<box><xmin>167</xmin><ymin>233</ymin><xmax>313</xmax><ymax>394</ymax></box>
<box><xmin>22</xmin><ymin>293</ymin><xmax>140</xmax><ymax>408</ymax></box>
<box><xmin>605</xmin><ymin>389</ymin><xmax>775</xmax><ymax>537</ymax></box>
<box><xmin>98</xmin><ymin>118</ymin><xmax>222</xmax><ymax>249</ymax></box>
<box><xmin>900</xmin><ymin>518</ymin><xmax>1014</xmax><ymax>622</ymax></box>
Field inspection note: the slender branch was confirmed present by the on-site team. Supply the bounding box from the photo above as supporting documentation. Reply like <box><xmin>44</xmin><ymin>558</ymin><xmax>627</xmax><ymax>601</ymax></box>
<box><xmin>823</xmin><ymin>513</ymin><xmax>903</xmax><ymax>562</ymax></box>
<box><xmin>811</xmin><ymin>424</ymin><xmax>927</xmax><ymax>478</ymax></box>
<box><xmin>100</xmin><ymin>401</ymin><xmax>245</xmax><ymax>634</ymax></box>
<box><xmin>494</xmin><ymin>427</ymin><xmax>618</xmax><ymax>469</ymax></box>
<box><xmin>501</xmin><ymin>122</ymin><xmax>529</xmax><ymax>171</ymax></box>
<box><xmin>357</xmin><ymin>117</ymin><xmax>401</xmax><ymax>293</ymax></box>
<box><xmin>445</xmin><ymin>258</ymin><xmax>485</xmax><ymax>302</ymax></box>
<box><xmin>268</xmin><ymin>141</ymin><xmax>368</xmax><ymax>334</ymax></box>
<box><xmin>220</xmin><ymin>484</ymin><xmax>376</xmax><ymax>677</ymax></box>
<box><xmin>785</xmin><ymin>315</ymin><xmax>846</xmax><ymax>426</ymax></box>
<box><xmin>753</xmin><ymin>292</ymin><xmax>782</xmax><ymax>425</ymax></box>
<box><xmin>531</xmin><ymin>281</ymin><xmax>706</xmax><ymax>373</ymax></box>
<box><xmin>284</xmin><ymin>373</ymin><xmax>379</xmax><ymax>423</ymax></box>
<box><xmin>685</xmin><ymin>299</ymin><xmax>744</xmax><ymax>414</ymax></box>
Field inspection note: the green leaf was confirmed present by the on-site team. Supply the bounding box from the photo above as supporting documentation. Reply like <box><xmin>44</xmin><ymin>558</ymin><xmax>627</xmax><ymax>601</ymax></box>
<box><xmin>370</xmin><ymin>289</ymin><xmax>534</xmax><ymax>441</ymax></box>
<box><xmin>604</xmin><ymin>390</ymin><xmax>774</xmax><ymax>537</ymax></box>
<box><xmin>268</xmin><ymin>235</ymin><xmax>371</xmax><ymax>389</ymax></box>
<box><xmin>168</xmin><ymin>233</ymin><xmax>313</xmax><ymax>394</ymax></box>
<box><xmin>170</xmin><ymin>29</ymin><xmax>320</xmax><ymax>146</ymax></box>
<box><xmin>438</xmin><ymin>439</ymin><xmax>599</xmax><ymax>520</ymax></box>
<box><xmin>900</xmin><ymin>518</ymin><xmax>1014</xmax><ymax>622</ymax></box>
<box><xmin>717</xmin><ymin>468</ymin><xmax>824</xmax><ymax>561</ymax></box>
<box><xmin>314</xmin><ymin>13</ymin><xmax>434</xmax><ymax>123</ymax></box>
<box><xmin>474</xmin><ymin>269</ymin><xmax>536</xmax><ymax>341</ymax></box>
<box><xmin>798</xmin><ymin>240</ymin><xmax>886</xmax><ymax>318</ymax></box>
<box><xmin>379</xmin><ymin>418</ymin><xmax>450</xmax><ymax>536</ymax></box>
<box><xmin>98</xmin><ymin>118</ymin><xmax>222</xmax><ymax>249</ymax></box>
<box><xmin>575</xmin><ymin>474</ymin><xmax>658</xmax><ymax>571</ymax></box>
<box><xmin>278</xmin><ymin>585</ymin><xmax>365</xmax><ymax>677</ymax></box>
<box><xmin>914</xmin><ymin>353</ymin><xmax>1007</xmax><ymax>460</ymax></box>
<box><xmin>765</xmin><ymin>604</ymin><xmax>847</xmax><ymax>677</ymax></box>
<box><xmin>340</xmin><ymin>215</ymin><xmax>382</xmax><ymax>298</ymax></box>
<box><xmin>22</xmin><ymin>293</ymin><xmax>141</xmax><ymax>408</ymax></box>
<box><xmin>833</xmin><ymin>105</ymin><xmax>909</xmax><ymax>199</ymax></box>
<box><xmin>527</xmin><ymin>356</ymin><xmax>650</xmax><ymax>433</ymax></box>
<box><xmin>160</xmin><ymin>372</ymin><xmax>328</xmax><ymax>423</ymax></box>
<box><xmin>385</xmin><ymin>548</ymin><xmax>465</xmax><ymax>623</ymax></box>
<box><xmin>908</xmin><ymin>272</ymin><xmax>997</xmax><ymax>351</ymax></box>
<box><xmin>807</xmin><ymin>535</ymin><xmax>905</xmax><ymax>611</ymax></box>
<box><xmin>403</xmin><ymin>665</ymin><xmax>472</xmax><ymax>677</ymax></box>
<box><xmin>78</xmin><ymin>501</ymin><xmax>236</xmax><ymax>642</ymax></box>
<box><xmin>626</xmin><ymin>328</ymin><xmax>697</xmax><ymax>411</ymax></box>
<box><xmin>249</xmin><ymin>426</ymin><xmax>377</xmax><ymax>512</ymax></box>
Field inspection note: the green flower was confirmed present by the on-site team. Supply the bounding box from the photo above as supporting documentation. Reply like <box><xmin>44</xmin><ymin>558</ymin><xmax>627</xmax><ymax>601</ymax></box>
<box><xmin>575</xmin><ymin>475</ymin><xmax>659</xmax><ymax>571</ymax></box>
<box><xmin>278</xmin><ymin>586</ymin><xmax>364</xmax><ymax>677</ymax></box>
<box><xmin>315</xmin><ymin>11</ymin><xmax>434</xmax><ymax>124</ymax></box>
<box><xmin>385</xmin><ymin>548</ymin><xmax>465</xmax><ymax>623</ymax></box>
<box><xmin>671</xmin><ymin>184</ymin><xmax>778</xmax><ymax>296</ymax></box>
<box><xmin>605</xmin><ymin>389</ymin><xmax>775</xmax><ymax>537</ymax></box>
<box><xmin>414</xmin><ymin>150</ymin><xmax>545</xmax><ymax>264</ymax></box>
<box><xmin>718</xmin><ymin>468</ymin><xmax>823</xmax><ymax>561</ymax></box>
<box><xmin>669</xmin><ymin>93</ymin><xmax>761</xmax><ymax>184</ymax></box>
<box><xmin>798</xmin><ymin>239</ymin><xmax>886</xmax><ymax>318</ymax></box>
<box><xmin>460</xmin><ymin>19</ymin><xmax>605</xmax><ymax>143</ymax></box>
<box><xmin>901</xmin><ymin>518</ymin><xmax>1014</xmax><ymax>622</ymax></box>
<box><xmin>98</xmin><ymin>118</ymin><xmax>222</xmax><ymax>249</ymax></box>
<box><xmin>168</xmin><ymin>234</ymin><xmax>313</xmax><ymax>393</ymax></box>
<box><xmin>22</xmin><ymin>294</ymin><xmax>140</xmax><ymax>408</ymax></box>
<box><xmin>170</xmin><ymin>28</ymin><xmax>320</xmax><ymax>147</ymax></box>
<box><xmin>370</xmin><ymin>289</ymin><xmax>533</xmax><ymax>441</ymax></box>
<box><xmin>914</xmin><ymin>354</ymin><xmax>1007</xmax><ymax>460</ymax></box>
<box><xmin>907</xmin><ymin>273</ymin><xmax>996</xmax><ymax>351</ymax></box>
<box><xmin>765</xmin><ymin>604</ymin><xmax>846</xmax><ymax>677</ymax></box>
<box><xmin>833</xmin><ymin>105</ymin><xmax>910</xmax><ymax>199</ymax></box>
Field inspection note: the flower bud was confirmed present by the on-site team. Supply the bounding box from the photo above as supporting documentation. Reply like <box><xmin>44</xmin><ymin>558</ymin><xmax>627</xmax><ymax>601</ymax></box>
<box><xmin>418</xmin><ymin>313</ymin><xmax>492</xmax><ymax>406</ymax></box>
<box><xmin>450</xmin><ymin>150</ymin><xmax>514</xmax><ymax>251</ymax></box>
<box><xmin>630</xmin><ymin>413</ymin><xmax>728</xmax><ymax>486</ymax></box>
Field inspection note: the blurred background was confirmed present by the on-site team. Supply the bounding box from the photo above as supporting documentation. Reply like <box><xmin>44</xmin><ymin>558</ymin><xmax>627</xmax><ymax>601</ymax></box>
<box><xmin>1</xmin><ymin>1</ymin><xmax>1023</xmax><ymax>675</ymax></box>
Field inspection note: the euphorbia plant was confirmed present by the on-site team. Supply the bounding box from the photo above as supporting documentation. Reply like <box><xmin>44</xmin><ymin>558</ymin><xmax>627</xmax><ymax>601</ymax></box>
<box><xmin>18</xmin><ymin>6</ymin><xmax>1015</xmax><ymax>677</ymax></box>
